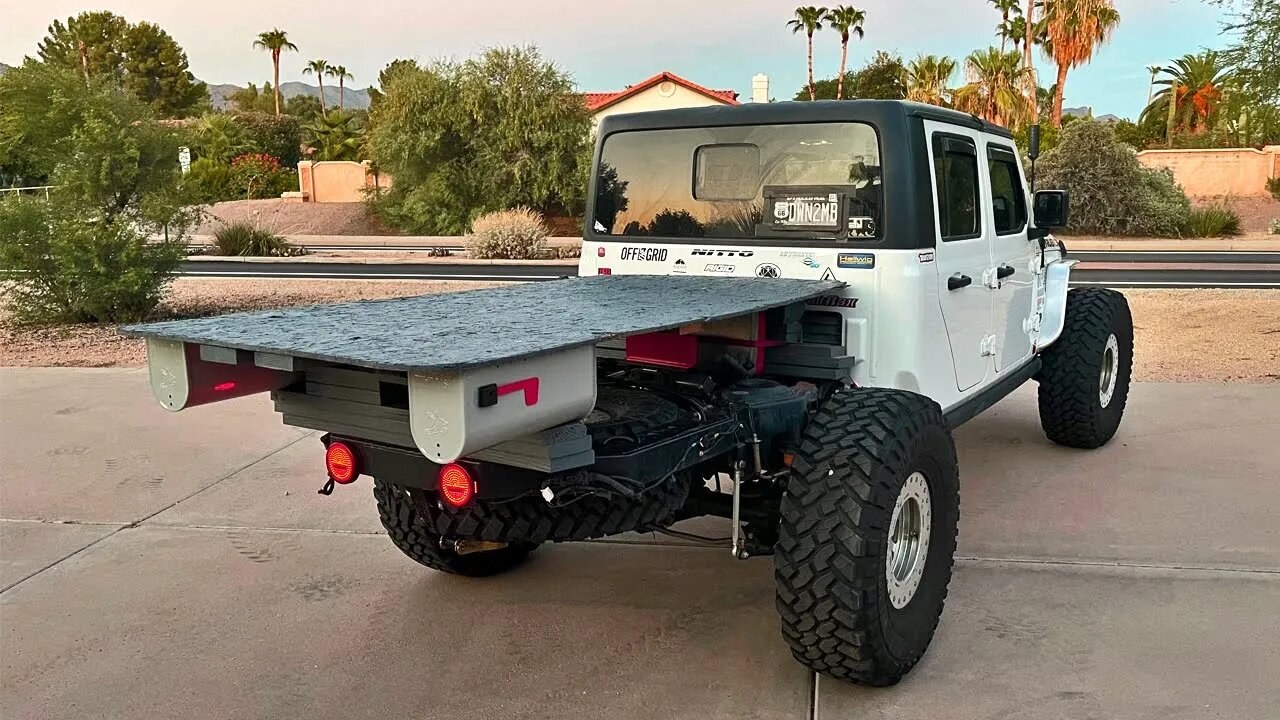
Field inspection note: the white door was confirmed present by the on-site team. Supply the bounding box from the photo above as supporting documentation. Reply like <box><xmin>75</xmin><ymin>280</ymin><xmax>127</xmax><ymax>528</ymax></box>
<box><xmin>927</xmin><ymin>124</ymin><xmax>993</xmax><ymax>392</ymax></box>
<box><xmin>984</xmin><ymin>141</ymin><xmax>1036</xmax><ymax>372</ymax></box>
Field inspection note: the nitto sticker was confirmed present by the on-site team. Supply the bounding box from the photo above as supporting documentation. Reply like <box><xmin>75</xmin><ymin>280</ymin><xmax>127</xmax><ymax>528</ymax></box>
<box><xmin>837</xmin><ymin>252</ymin><xmax>876</xmax><ymax>269</ymax></box>
<box><xmin>755</xmin><ymin>263</ymin><xmax>781</xmax><ymax>278</ymax></box>
<box><xmin>807</xmin><ymin>295</ymin><xmax>859</xmax><ymax>308</ymax></box>
<box><xmin>620</xmin><ymin>247</ymin><xmax>668</xmax><ymax>262</ymax></box>
<box><xmin>692</xmin><ymin>248</ymin><xmax>753</xmax><ymax>257</ymax></box>
<box><xmin>704</xmin><ymin>264</ymin><xmax>735</xmax><ymax>274</ymax></box>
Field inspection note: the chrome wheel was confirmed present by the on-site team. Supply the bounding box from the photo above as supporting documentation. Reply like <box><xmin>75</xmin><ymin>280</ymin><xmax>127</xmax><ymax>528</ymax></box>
<box><xmin>1099</xmin><ymin>333</ymin><xmax>1119</xmax><ymax>409</ymax></box>
<box><xmin>886</xmin><ymin>471</ymin><xmax>932</xmax><ymax>610</ymax></box>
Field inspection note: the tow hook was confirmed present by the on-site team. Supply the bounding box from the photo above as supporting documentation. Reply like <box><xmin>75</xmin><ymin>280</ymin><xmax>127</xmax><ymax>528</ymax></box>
<box><xmin>317</xmin><ymin>477</ymin><xmax>336</xmax><ymax>496</ymax></box>
<box><xmin>449</xmin><ymin>539</ymin><xmax>509</xmax><ymax>555</ymax></box>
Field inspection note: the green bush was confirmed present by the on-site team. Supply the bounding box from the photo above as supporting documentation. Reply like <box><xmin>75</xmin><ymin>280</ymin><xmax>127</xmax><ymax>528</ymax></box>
<box><xmin>230</xmin><ymin>112</ymin><xmax>302</xmax><ymax>166</ymax></box>
<box><xmin>1183</xmin><ymin>202</ymin><xmax>1242</xmax><ymax>237</ymax></box>
<box><xmin>1039</xmin><ymin>120</ymin><xmax>1190</xmax><ymax>236</ymax></box>
<box><xmin>465</xmin><ymin>207</ymin><xmax>548</xmax><ymax>259</ymax></box>
<box><xmin>211</xmin><ymin>222</ymin><xmax>302</xmax><ymax>256</ymax></box>
<box><xmin>365</xmin><ymin>46</ymin><xmax>592</xmax><ymax>235</ymax></box>
<box><xmin>185</xmin><ymin>157</ymin><xmax>235</xmax><ymax>203</ymax></box>
<box><xmin>1267</xmin><ymin>177</ymin><xmax>1280</xmax><ymax>201</ymax></box>
<box><xmin>0</xmin><ymin>196</ymin><xmax>185</xmax><ymax>324</ymax></box>
<box><xmin>230</xmin><ymin>153</ymin><xmax>292</xmax><ymax>200</ymax></box>
<box><xmin>1270</xmin><ymin>218</ymin><xmax>1280</xmax><ymax>235</ymax></box>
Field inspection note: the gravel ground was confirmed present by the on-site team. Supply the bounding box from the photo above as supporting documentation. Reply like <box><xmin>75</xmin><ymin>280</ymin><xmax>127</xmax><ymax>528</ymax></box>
<box><xmin>1</xmin><ymin>284</ymin><xmax>1277</xmax><ymax>382</ymax></box>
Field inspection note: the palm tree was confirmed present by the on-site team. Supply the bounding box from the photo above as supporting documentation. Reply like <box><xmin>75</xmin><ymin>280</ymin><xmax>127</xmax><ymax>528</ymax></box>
<box><xmin>1140</xmin><ymin>51</ymin><xmax>1234</xmax><ymax>136</ymax></box>
<box><xmin>1145</xmin><ymin>64</ymin><xmax>1161</xmax><ymax>106</ymax></box>
<box><xmin>303</xmin><ymin>59</ymin><xmax>331</xmax><ymax>113</ymax></box>
<box><xmin>303</xmin><ymin>109</ymin><xmax>363</xmax><ymax>161</ymax></box>
<box><xmin>823</xmin><ymin>6</ymin><xmax>866</xmax><ymax>100</ymax></box>
<box><xmin>1041</xmin><ymin>0</ymin><xmax>1121</xmax><ymax>127</ymax></box>
<box><xmin>253</xmin><ymin>28</ymin><xmax>297</xmax><ymax>115</ymax></box>
<box><xmin>904</xmin><ymin>54</ymin><xmax>957</xmax><ymax>106</ymax></box>
<box><xmin>953</xmin><ymin>47</ymin><xmax>1033</xmax><ymax>127</ymax></box>
<box><xmin>788</xmin><ymin>6</ymin><xmax>828</xmax><ymax>101</ymax></box>
<box><xmin>327</xmin><ymin>65</ymin><xmax>354</xmax><ymax>110</ymax></box>
<box><xmin>990</xmin><ymin>0</ymin><xmax>1022</xmax><ymax>53</ymax></box>
<box><xmin>1023</xmin><ymin>0</ymin><xmax>1039</xmax><ymax>123</ymax></box>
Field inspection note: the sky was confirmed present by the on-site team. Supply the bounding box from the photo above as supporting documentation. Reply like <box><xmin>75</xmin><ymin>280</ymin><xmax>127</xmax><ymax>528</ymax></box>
<box><xmin>2</xmin><ymin>0</ymin><xmax>1236</xmax><ymax>119</ymax></box>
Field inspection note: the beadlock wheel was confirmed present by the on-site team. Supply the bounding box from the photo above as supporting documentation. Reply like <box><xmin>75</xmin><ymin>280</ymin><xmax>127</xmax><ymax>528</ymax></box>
<box><xmin>1099</xmin><ymin>333</ymin><xmax>1119</xmax><ymax>409</ymax></box>
<box><xmin>887</xmin><ymin>471</ymin><xmax>932</xmax><ymax>610</ymax></box>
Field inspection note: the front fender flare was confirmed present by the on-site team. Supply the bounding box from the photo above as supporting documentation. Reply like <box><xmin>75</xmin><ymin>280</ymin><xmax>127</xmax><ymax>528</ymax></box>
<box><xmin>1036</xmin><ymin>259</ymin><xmax>1078</xmax><ymax>351</ymax></box>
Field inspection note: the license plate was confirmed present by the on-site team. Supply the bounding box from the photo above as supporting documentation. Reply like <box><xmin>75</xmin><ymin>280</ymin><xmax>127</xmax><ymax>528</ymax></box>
<box><xmin>767</xmin><ymin>194</ymin><xmax>840</xmax><ymax>231</ymax></box>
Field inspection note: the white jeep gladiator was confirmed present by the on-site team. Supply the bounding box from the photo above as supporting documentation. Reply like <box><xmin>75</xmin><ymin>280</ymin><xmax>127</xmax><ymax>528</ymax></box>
<box><xmin>126</xmin><ymin>100</ymin><xmax>1133</xmax><ymax>686</ymax></box>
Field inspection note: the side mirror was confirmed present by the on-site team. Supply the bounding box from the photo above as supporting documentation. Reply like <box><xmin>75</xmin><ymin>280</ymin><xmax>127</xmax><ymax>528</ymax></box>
<box><xmin>1032</xmin><ymin>190</ymin><xmax>1069</xmax><ymax>233</ymax></box>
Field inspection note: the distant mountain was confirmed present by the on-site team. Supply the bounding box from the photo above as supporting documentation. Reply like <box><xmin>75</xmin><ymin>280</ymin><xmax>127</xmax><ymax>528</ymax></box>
<box><xmin>1063</xmin><ymin>105</ymin><xmax>1123</xmax><ymax>123</ymax></box>
<box><xmin>206</xmin><ymin>80</ymin><xmax>370</xmax><ymax>111</ymax></box>
<box><xmin>0</xmin><ymin>62</ymin><xmax>12</xmax><ymax>76</ymax></box>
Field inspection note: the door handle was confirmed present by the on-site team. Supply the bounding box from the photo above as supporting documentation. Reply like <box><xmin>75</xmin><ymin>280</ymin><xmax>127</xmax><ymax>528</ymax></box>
<box><xmin>948</xmin><ymin>274</ymin><xmax>972</xmax><ymax>291</ymax></box>
<box><xmin>996</xmin><ymin>265</ymin><xmax>1016</xmax><ymax>279</ymax></box>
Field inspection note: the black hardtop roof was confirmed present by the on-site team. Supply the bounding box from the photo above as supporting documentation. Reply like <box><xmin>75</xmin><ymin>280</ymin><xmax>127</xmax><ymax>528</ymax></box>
<box><xmin>597</xmin><ymin>99</ymin><xmax>1013</xmax><ymax>139</ymax></box>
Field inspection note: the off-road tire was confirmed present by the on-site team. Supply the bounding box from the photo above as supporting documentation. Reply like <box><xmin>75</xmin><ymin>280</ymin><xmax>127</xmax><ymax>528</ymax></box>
<box><xmin>1037</xmin><ymin>288</ymin><xmax>1133</xmax><ymax>449</ymax></box>
<box><xmin>374</xmin><ymin>478</ymin><xmax>537</xmax><ymax>576</ymax></box>
<box><xmin>419</xmin><ymin>474</ymin><xmax>690</xmax><ymax>543</ymax></box>
<box><xmin>774</xmin><ymin>387</ymin><xmax>960</xmax><ymax>686</ymax></box>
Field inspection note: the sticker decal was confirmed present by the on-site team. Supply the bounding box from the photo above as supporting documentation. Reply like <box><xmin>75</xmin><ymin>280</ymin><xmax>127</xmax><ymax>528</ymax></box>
<box><xmin>672</xmin><ymin>258</ymin><xmax>688</xmax><ymax>274</ymax></box>
<box><xmin>848</xmin><ymin>216</ymin><xmax>876</xmax><ymax>238</ymax></box>
<box><xmin>619</xmin><ymin>247</ymin><xmax>668</xmax><ymax>262</ymax></box>
<box><xmin>837</xmin><ymin>252</ymin><xmax>876</xmax><ymax>269</ymax></box>
<box><xmin>918</xmin><ymin>251</ymin><xmax>935</xmax><ymax>263</ymax></box>
<box><xmin>802</xmin><ymin>257</ymin><xmax>821</xmax><ymax>269</ymax></box>
<box><xmin>691</xmin><ymin>248</ymin><xmax>754</xmax><ymax>257</ymax></box>
<box><xmin>807</xmin><ymin>295</ymin><xmax>859</xmax><ymax>308</ymax></box>
<box><xmin>820</xmin><ymin>268</ymin><xmax>837</xmax><ymax>281</ymax></box>
<box><xmin>755</xmin><ymin>263</ymin><xmax>781</xmax><ymax>278</ymax></box>
<box><xmin>593</xmin><ymin>220</ymin><xmax>607</xmax><ymax>233</ymax></box>
<box><xmin>704</xmin><ymin>264</ymin><xmax>735</xmax><ymax>274</ymax></box>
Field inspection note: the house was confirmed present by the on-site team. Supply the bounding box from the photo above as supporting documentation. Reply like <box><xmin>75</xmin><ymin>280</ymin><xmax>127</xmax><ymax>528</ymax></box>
<box><xmin>584</xmin><ymin>71</ymin><xmax>764</xmax><ymax>126</ymax></box>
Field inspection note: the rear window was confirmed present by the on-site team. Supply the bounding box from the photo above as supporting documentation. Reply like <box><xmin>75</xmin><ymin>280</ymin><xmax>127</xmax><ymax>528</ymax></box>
<box><xmin>593</xmin><ymin>122</ymin><xmax>882</xmax><ymax>241</ymax></box>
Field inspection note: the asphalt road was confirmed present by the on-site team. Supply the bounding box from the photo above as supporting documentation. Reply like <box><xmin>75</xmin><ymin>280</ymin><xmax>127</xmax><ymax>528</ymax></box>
<box><xmin>178</xmin><ymin>258</ymin><xmax>1280</xmax><ymax>288</ymax></box>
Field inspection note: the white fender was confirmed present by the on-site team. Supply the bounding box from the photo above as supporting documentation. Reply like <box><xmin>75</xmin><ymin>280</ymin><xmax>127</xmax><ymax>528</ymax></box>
<box><xmin>1036</xmin><ymin>259</ymin><xmax>1078</xmax><ymax>350</ymax></box>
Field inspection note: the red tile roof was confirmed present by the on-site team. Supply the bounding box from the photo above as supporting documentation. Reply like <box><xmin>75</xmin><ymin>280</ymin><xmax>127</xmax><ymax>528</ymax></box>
<box><xmin>583</xmin><ymin>71</ymin><xmax>739</xmax><ymax>112</ymax></box>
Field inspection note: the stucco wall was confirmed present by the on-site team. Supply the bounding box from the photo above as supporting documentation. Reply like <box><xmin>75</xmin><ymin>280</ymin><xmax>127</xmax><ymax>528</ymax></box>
<box><xmin>591</xmin><ymin>83</ymin><xmax>731</xmax><ymax>128</ymax></box>
<box><xmin>296</xmin><ymin>161</ymin><xmax>392</xmax><ymax>203</ymax></box>
<box><xmin>1137</xmin><ymin>146</ymin><xmax>1280</xmax><ymax>197</ymax></box>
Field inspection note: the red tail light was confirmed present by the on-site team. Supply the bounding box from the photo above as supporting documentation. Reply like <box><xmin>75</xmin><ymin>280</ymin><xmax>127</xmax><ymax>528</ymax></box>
<box><xmin>438</xmin><ymin>463</ymin><xmax>474</xmax><ymax>508</ymax></box>
<box><xmin>325</xmin><ymin>441</ymin><xmax>359</xmax><ymax>484</ymax></box>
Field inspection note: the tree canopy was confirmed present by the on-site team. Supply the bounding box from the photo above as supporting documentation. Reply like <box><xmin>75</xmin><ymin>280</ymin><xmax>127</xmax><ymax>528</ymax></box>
<box><xmin>365</xmin><ymin>47</ymin><xmax>591</xmax><ymax>235</ymax></box>
<box><xmin>795</xmin><ymin>51</ymin><xmax>907</xmax><ymax>100</ymax></box>
<box><xmin>36</xmin><ymin>11</ymin><xmax>208</xmax><ymax>118</ymax></box>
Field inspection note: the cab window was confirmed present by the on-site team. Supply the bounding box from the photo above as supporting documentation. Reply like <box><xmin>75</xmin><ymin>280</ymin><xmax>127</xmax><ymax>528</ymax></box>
<box><xmin>988</xmin><ymin>146</ymin><xmax>1027</xmax><ymax>235</ymax></box>
<box><xmin>932</xmin><ymin>135</ymin><xmax>980</xmax><ymax>241</ymax></box>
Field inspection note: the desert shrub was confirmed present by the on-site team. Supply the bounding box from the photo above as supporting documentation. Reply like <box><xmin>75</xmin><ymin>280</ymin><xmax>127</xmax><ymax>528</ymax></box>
<box><xmin>211</xmin><ymin>222</ymin><xmax>301</xmax><ymax>256</ymax></box>
<box><xmin>230</xmin><ymin>153</ymin><xmax>294</xmax><ymax>200</ymax></box>
<box><xmin>0</xmin><ymin>196</ymin><xmax>185</xmax><ymax>323</ymax></box>
<box><xmin>1270</xmin><ymin>218</ymin><xmax>1280</xmax><ymax>235</ymax></box>
<box><xmin>185</xmin><ymin>157</ymin><xmax>236</xmax><ymax>203</ymax></box>
<box><xmin>1267</xmin><ymin>177</ymin><xmax>1280</xmax><ymax>201</ymax></box>
<box><xmin>1039</xmin><ymin>120</ymin><xmax>1190</xmax><ymax>236</ymax></box>
<box><xmin>465</xmin><ymin>207</ymin><xmax>548</xmax><ymax>259</ymax></box>
<box><xmin>1183</xmin><ymin>202</ymin><xmax>1242</xmax><ymax>237</ymax></box>
<box><xmin>554</xmin><ymin>245</ymin><xmax>582</xmax><ymax>259</ymax></box>
<box><xmin>231</xmin><ymin>112</ymin><xmax>302</xmax><ymax>166</ymax></box>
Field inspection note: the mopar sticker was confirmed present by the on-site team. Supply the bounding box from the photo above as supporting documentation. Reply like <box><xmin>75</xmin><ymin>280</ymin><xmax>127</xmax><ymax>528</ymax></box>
<box><xmin>620</xmin><ymin>247</ymin><xmax>668</xmax><ymax>262</ymax></box>
<box><xmin>807</xmin><ymin>295</ymin><xmax>859</xmax><ymax>308</ymax></box>
<box><xmin>755</xmin><ymin>263</ymin><xmax>781</xmax><ymax>278</ymax></box>
<box><xmin>837</xmin><ymin>252</ymin><xmax>876</xmax><ymax>269</ymax></box>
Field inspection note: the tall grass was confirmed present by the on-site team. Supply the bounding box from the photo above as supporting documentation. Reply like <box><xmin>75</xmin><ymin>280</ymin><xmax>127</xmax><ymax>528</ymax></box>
<box><xmin>212</xmin><ymin>223</ymin><xmax>304</xmax><ymax>257</ymax></box>
<box><xmin>1183</xmin><ymin>203</ymin><xmax>1241</xmax><ymax>238</ymax></box>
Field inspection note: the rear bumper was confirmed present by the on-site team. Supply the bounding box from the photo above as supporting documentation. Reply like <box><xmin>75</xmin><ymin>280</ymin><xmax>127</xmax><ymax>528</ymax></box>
<box><xmin>325</xmin><ymin>434</ymin><xmax>546</xmax><ymax>500</ymax></box>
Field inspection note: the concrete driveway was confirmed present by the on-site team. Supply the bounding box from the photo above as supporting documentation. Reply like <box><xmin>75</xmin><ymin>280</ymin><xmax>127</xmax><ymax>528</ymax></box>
<box><xmin>1</xmin><ymin>368</ymin><xmax>1277</xmax><ymax>719</ymax></box>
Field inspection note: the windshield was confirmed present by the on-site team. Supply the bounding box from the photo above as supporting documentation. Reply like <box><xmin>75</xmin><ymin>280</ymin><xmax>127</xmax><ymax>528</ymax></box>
<box><xmin>593</xmin><ymin>122</ymin><xmax>882</xmax><ymax>241</ymax></box>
